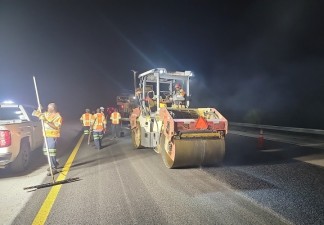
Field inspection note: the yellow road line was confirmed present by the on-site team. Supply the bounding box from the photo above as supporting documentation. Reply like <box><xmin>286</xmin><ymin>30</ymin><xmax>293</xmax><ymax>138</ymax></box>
<box><xmin>32</xmin><ymin>134</ymin><xmax>84</xmax><ymax>225</ymax></box>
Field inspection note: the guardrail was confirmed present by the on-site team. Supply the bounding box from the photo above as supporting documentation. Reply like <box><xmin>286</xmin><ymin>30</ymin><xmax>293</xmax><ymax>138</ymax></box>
<box><xmin>119</xmin><ymin>118</ymin><xmax>324</xmax><ymax>135</ymax></box>
<box><xmin>230</xmin><ymin>122</ymin><xmax>324</xmax><ymax>136</ymax></box>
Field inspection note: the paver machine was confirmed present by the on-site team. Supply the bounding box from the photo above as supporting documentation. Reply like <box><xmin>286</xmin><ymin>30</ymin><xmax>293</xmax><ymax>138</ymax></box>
<box><xmin>130</xmin><ymin>68</ymin><xmax>228</xmax><ymax>168</ymax></box>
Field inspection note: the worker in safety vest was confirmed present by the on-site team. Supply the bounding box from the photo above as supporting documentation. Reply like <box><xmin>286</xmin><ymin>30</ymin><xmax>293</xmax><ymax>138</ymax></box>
<box><xmin>91</xmin><ymin>108</ymin><xmax>107</xmax><ymax>149</ymax></box>
<box><xmin>110</xmin><ymin>108</ymin><xmax>121</xmax><ymax>138</ymax></box>
<box><xmin>80</xmin><ymin>108</ymin><xmax>92</xmax><ymax>137</ymax></box>
<box><xmin>100</xmin><ymin>106</ymin><xmax>109</xmax><ymax>127</ymax></box>
<box><xmin>33</xmin><ymin>103</ymin><xmax>62</xmax><ymax>176</ymax></box>
<box><xmin>173</xmin><ymin>83</ymin><xmax>186</xmax><ymax>108</ymax></box>
<box><xmin>100</xmin><ymin>106</ymin><xmax>106</xmax><ymax>118</ymax></box>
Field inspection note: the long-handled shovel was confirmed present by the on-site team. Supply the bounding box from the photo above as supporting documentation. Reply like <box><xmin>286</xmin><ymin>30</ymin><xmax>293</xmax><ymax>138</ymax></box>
<box><xmin>23</xmin><ymin>76</ymin><xmax>79</xmax><ymax>190</ymax></box>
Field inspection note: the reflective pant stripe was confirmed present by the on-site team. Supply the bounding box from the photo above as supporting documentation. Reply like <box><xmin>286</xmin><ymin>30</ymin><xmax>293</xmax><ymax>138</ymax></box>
<box><xmin>43</xmin><ymin>148</ymin><xmax>56</xmax><ymax>156</ymax></box>
<box><xmin>83</xmin><ymin>126</ymin><xmax>90</xmax><ymax>135</ymax></box>
<box><xmin>93</xmin><ymin>133</ymin><xmax>99</xmax><ymax>140</ymax></box>
<box><xmin>93</xmin><ymin>131</ymin><xmax>103</xmax><ymax>149</ymax></box>
<box><xmin>43</xmin><ymin>137</ymin><xmax>57</xmax><ymax>156</ymax></box>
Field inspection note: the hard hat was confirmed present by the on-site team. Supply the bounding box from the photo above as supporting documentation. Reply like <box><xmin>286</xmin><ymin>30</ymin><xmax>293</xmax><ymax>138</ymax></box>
<box><xmin>86</xmin><ymin>108</ymin><xmax>90</xmax><ymax>112</ymax></box>
<box><xmin>175</xmin><ymin>83</ymin><xmax>181</xmax><ymax>88</ymax></box>
<box><xmin>100</xmin><ymin>107</ymin><xmax>104</xmax><ymax>110</ymax></box>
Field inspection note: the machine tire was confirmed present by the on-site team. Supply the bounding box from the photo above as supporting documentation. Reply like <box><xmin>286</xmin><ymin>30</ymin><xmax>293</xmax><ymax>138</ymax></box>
<box><xmin>10</xmin><ymin>140</ymin><xmax>31</xmax><ymax>172</ymax></box>
<box><xmin>131</xmin><ymin>122</ymin><xmax>143</xmax><ymax>149</ymax></box>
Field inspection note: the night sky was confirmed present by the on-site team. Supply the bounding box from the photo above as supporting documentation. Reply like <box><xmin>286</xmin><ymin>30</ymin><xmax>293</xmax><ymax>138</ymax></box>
<box><xmin>0</xmin><ymin>0</ymin><xmax>323</xmax><ymax>129</ymax></box>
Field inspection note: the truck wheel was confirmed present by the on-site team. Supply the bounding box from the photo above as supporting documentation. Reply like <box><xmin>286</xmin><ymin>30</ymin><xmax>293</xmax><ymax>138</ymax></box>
<box><xmin>10</xmin><ymin>140</ymin><xmax>31</xmax><ymax>172</ymax></box>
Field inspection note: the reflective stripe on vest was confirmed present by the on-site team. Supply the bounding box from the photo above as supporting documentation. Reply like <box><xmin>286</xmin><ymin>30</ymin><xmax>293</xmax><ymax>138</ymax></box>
<box><xmin>45</xmin><ymin>130</ymin><xmax>60</xmax><ymax>137</ymax></box>
<box><xmin>43</xmin><ymin>148</ymin><xmax>56</xmax><ymax>156</ymax></box>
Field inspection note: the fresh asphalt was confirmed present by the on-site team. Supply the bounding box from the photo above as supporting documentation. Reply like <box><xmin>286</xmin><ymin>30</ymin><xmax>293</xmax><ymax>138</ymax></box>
<box><xmin>1</xmin><ymin>121</ymin><xmax>323</xmax><ymax>225</ymax></box>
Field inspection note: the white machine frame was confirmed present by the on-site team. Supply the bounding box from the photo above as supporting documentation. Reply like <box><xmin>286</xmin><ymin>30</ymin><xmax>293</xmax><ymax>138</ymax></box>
<box><xmin>137</xmin><ymin>68</ymin><xmax>193</xmax><ymax>112</ymax></box>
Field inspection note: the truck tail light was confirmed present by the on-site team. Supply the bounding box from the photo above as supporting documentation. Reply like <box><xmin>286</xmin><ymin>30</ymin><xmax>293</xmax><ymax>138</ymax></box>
<box><xmin>0</xmin><ymin>130</ymin><xmax>11</xmax><ymax>147</ymax></box>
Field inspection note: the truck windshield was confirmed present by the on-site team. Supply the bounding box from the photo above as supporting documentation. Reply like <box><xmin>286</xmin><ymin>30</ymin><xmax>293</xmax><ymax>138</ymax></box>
<box><xmin>0</xmin><ymin>107</ymin><xmax>27</xmax><ymax>121</ymax></box>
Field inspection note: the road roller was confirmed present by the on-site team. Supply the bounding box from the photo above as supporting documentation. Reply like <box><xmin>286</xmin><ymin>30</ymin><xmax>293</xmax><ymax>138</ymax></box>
<box><xmin>129</xmin><ymin>68</ymin><xmax>228</xmax><ymax>168</ymax></box>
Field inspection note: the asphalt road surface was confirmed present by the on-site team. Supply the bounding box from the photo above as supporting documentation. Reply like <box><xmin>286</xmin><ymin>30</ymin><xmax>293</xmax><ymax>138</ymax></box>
<box><xmin>1</xmin><ymin>121</ymin><xmax>324</xmax><ymax>225</ymax></box>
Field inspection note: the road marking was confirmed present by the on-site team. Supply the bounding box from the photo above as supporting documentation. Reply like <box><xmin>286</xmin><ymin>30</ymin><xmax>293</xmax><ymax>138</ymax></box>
<box><xmin>32</xmin><ymin>134</ymin><xmax>84</xmax><ymax>225</ymax></box>
<box><xmin>294</xmin><ymin>154</ymin><xmax>324</xmax><ymax>167</ymax></box>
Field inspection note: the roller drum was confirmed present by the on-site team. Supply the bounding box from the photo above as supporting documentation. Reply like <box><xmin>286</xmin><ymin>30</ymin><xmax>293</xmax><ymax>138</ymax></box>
<box><xmin>161</xmin><ymin>134</ymin><xmax>225</xmax><ymax>168</ymax></box>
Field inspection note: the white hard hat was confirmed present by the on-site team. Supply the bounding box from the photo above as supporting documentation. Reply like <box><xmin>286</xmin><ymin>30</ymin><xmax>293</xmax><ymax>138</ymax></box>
<box><xmin>100</xmin><ymin>107</ymin><xmax>104</xmax><ymax>110</ymax></box>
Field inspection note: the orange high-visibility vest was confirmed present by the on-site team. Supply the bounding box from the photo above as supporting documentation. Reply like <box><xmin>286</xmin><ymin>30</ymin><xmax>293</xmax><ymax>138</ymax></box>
<box><xmin>44</xmin><ymin>112</ymin><xmax>62</xmax><ymax>137</ymax></box>
<box><xmin>80</xmin><ymin>113</ymin><xmax>92</xmax><ymax>126</ymax></box>
<box><xmin>92</xmin><ymin>113</ymin><xmax>106</xmax><ymax>131</ymax></box>
<box><xmin>110</xmin><ymin>112</ymin><xmax>121</xmax><ymax>125</ymax></box>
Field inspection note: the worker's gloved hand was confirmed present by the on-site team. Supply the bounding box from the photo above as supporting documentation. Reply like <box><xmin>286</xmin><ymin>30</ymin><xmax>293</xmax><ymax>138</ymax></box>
<box><xmin>39</xmin><ymin>114</ymin><xmax>46</xmax><ymax>121</ymax></box>
<box><xmin>32</xmin><ymin>110</ymin><xmax>41</xmax><ymax>117</ymax></box>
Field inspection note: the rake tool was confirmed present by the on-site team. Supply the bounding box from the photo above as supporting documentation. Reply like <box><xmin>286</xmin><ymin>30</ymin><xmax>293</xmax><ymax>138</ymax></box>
<box><xmin>23</xmin><ymin>76</ymin><xmax>80</xmax><ymax>190</ymax></box>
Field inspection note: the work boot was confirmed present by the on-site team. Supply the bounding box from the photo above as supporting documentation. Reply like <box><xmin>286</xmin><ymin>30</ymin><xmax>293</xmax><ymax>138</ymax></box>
<box><xmin>47</xmin><ymin>169</ymin><xmax>58</xmax><ymax>176</ymax></box>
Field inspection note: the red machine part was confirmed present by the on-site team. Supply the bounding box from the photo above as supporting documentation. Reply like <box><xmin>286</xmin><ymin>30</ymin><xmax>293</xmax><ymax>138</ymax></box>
<box><xmin>158</xmin><ymin>108</ymin><xmax>226</xmax><ymax>168</ymax></box>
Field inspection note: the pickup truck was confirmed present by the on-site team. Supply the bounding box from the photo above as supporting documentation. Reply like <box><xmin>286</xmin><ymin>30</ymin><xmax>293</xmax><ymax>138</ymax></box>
<box><xmin>0</xmin><ymin>102</ymin><xmax>43</xmax><ymax>172</ymax></box>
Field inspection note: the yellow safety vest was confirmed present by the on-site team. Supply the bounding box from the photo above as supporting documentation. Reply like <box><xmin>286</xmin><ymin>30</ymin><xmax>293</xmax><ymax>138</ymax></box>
<box><xmin>92</xmin><ymin>113</ymin><xmax>106</xmax><ymax>131</ymax></box>
<box><xmin>110</xmin><ymin>112</ymin><xmax>121</xmax><ymax>125</ymax></box>
<box><xmin>80</xmin><ymin>113</ymin><xmax>92</xmax><ymax>126</ymax></box>
<box><xmin>44</xmin><ymin>112</ymin><xmax>62</xmax><ymax>137</ymax></box>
